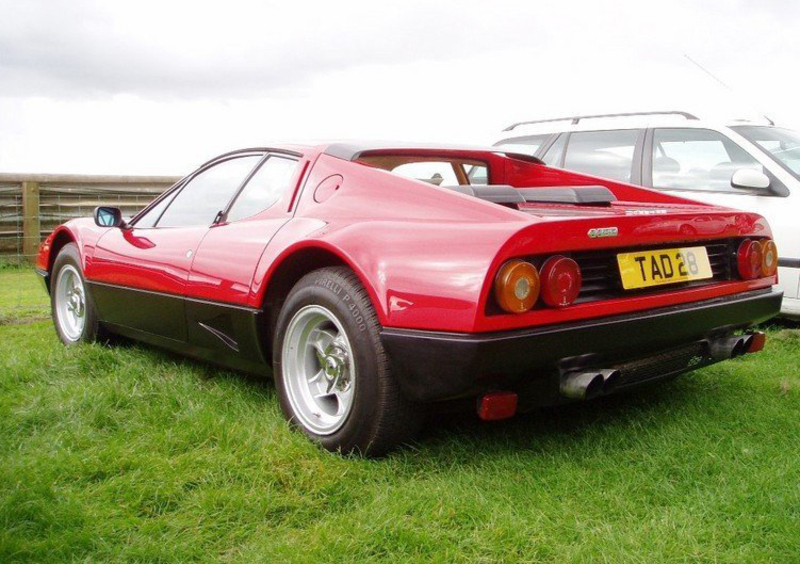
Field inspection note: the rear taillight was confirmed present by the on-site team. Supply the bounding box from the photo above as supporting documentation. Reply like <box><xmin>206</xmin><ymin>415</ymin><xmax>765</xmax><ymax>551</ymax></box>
<box><xmin>761</xmin><ymin>240</ymin><xmax>778</xmax><ymax>277</ymax></box>
<box><xmin>540</xmin><ymin>256</ymin><xmax>582</xmax><ymax>307</ymax></box>
<box><xmin>494</xmin><ymin>260</ymin><xmax>540</xmax><ymax>313</ymax></box>
<box><xmin>737</xmin><ymin>239</ymin><xmax>763</xmax><ymax>279</ymax></box>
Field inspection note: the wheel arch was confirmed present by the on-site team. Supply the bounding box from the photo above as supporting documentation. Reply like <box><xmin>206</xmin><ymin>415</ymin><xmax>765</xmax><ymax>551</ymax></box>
<box><xmin>48</xmin><ymin>229</ymin><xmax>77</xmax><ymax>273</ymax></box>
<box><xmin>256</xmin><ymin>242</ymin><xmax>386</xmax><ymax>361</ymax></box>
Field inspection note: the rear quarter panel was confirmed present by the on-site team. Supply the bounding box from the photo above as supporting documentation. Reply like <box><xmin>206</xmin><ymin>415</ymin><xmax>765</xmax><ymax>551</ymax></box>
<box><xmin>253</xmin><ymin>154</ymin><xmax>531</xmax><ymax>331</ymax></box>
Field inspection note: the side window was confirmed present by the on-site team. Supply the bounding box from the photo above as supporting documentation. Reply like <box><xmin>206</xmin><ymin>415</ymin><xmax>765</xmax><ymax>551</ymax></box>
<box><xmin>392</xmin><ymin>161</ymin><xmax>459</xmax><ymax>186</ymax></box>
<box><xmin>133</xmin><ymin>189</ymin><xmax>179</xmax><ymax>228</ymax></box>
<box><xmin>652</xmin><ymin>128</ymin><xmax>762</xmax><ymax>192</ymax></box>
<box><xmin>563</xmin><ymin>130</ymin><xmax>639</xmax><ymax>182</ymax></box>
<box><xmin>541</xmin><ymin>134</ymin><xmax>567</xmax><ymax>167</ymax></box>
<box><xmin>157</xmin><ymin>155</ymin><xmax>262</xmax><ymax>228</ymax></box>
<box><xmin>226</xmin><ymin>156</ymin><xmax>298</xmax><ymax>222</ymax></box>
<box><xmin>495</xmin><ymin>134</ymin><xmax>551</xmax><ymax>157</ymax></box>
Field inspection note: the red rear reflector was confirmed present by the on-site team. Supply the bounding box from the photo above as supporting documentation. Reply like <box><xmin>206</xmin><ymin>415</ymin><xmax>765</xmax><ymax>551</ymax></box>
<box><xmin>477</xmin><ymin>391</ymin><xmax>518</xmax><ymax>421</ymax></box>
<box><xmin>747</xmin><ymin>332</ymin><xmax>766</xmax><ymax>353</ymax></box>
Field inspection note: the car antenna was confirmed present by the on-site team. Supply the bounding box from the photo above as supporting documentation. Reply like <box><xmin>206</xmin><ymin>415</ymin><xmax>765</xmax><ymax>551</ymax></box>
<box><xmin>683</xmin><ymin>54</ymin><xmax>775</xmax><ymax>126</ymax></box>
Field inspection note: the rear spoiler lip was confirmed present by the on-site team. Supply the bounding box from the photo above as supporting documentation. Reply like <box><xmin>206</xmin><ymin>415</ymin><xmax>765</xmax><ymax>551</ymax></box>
<box><xmin>445</xmin><ymin>184</ymin><xmax>616</xmax><ymax>206</ymax></box>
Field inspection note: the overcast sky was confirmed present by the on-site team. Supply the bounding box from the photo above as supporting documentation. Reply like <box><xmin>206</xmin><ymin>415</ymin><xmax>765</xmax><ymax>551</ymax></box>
<box><xmin>1</xmin><ymin>0</ymin><xmax>799</xmax><ymax>174</ymax></box>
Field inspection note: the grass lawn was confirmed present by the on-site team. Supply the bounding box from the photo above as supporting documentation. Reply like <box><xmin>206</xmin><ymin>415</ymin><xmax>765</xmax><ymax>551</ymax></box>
<box><xmin>0</xmin><ymin>267</ymin><xmax>49</xmax><ymax>324</ymax></box>
<box><xmin>2</xmin><ymin>273</ymin><xmax>800</xmax><ymax>562</ymax></box>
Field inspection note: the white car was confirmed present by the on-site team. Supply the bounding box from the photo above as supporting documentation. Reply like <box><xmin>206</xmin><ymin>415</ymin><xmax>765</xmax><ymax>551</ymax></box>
<box><xmin>494</xmin><ymin>111</ymin><xmax>800</xmax><ymax>318</ymax></box>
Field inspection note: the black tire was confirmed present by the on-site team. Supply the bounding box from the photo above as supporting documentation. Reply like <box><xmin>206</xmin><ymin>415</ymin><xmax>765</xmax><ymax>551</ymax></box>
<box><xmin>273</xmin><ymin>267</ymin><xmax>422</xmax><ymax>456</ymax></box>
<box><xmin>50</xmin><ymin>243</ymin><xmax>106</xmax><ymax>346</ymax></box>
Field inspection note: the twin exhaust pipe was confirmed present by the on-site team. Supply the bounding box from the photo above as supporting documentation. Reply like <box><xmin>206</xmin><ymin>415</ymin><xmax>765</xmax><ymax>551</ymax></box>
<box><xmin>560</xmin><ymin>369</ymin><xmax>620</xmax><ymax>401</ymax></box>
<box><xmin>709</xmin><ymin>333</ymin><xmax>763</xmax><ymax>361</ymax></box>
<box><xmin>560</xmin><ymin>332</ymin><xmax>765</xmax><ymax>401</ymax></box>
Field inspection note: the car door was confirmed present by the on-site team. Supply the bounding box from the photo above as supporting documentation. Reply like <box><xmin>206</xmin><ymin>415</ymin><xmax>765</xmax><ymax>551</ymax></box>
<box><xmin>184</xmin><ymin>153</ymin><xmax>305</xmax><ymax>360</ymax></box>
<box><xmin>87</xmin><ymin>153</ymin><xmax>264</xmax><ymax>341</ymax></box>
<box><xmin>644</xmin><ymin>127</ymin><xmax>798</xmax><ymax>301</ymax></box>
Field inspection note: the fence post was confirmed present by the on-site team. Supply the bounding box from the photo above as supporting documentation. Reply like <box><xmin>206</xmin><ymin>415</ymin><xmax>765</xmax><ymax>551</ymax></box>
<box><xmin>22</xmin><ymin>180</ymin><xmax>40</xmax><ymax>262</ymax></box>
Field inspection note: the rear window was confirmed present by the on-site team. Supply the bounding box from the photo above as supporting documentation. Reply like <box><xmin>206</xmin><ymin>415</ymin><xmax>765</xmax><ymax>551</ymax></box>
<box><xmin>392</xmin><ymin>161</ymin><xmax>459</xmax><ymax>186</ymax></box>
<box><xmin>360</xmin><ymin>156</ymin><xmax>490</xmax><ymax>186</ymax></box>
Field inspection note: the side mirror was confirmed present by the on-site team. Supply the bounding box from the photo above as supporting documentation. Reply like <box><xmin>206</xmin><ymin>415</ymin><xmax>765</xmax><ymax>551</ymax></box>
<box><xmin>731</xmin><ymin>168</ymin><xmax>771</xmax><ymax>191</ymax></box>
<box><xmin>93</xmin><ymin>206</ymin><xmax>125</xmax><ymax>228</ymax></box>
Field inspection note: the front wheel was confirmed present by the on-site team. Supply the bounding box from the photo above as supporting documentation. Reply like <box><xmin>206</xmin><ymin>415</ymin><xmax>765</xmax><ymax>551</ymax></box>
<box><xmin>51</xmin><ymin>243</ymin><xmax>104</xmax><ymax>345</ymax></box>
<box><xmin>273</xmin><ymin>267</ymin><xmax>422</xmax><ymax>456</ymax></box>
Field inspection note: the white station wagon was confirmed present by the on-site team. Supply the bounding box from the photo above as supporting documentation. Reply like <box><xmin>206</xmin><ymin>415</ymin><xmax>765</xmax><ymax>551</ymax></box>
<box><xmin>494</xmin><ymin>111</ymin><xmax>800</xmax><ymax>318</ymax></box>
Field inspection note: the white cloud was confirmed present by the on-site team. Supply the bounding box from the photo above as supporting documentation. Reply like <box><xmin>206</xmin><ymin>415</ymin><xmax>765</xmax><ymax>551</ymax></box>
<box><xmin>1</xmin><ymin>0</ymin><xmax>799</xmax><ymax>173</ymax></box>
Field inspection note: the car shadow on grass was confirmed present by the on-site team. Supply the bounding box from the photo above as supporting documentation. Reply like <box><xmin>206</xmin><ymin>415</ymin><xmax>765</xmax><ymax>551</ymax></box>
<box><xmin>409</xmin><ymin>377</ymin><xmax>708</xmax><ymax>462</ymax></box>
<box><xmin>107</xmin><ymin>335</ymin><xmax>724</xmax><ymax>463</ymax></box>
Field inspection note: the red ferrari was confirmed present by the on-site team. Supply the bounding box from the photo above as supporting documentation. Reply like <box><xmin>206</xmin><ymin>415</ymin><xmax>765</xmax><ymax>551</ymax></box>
<box><xmin>36</xmin><ymin>143</ymin><xmax>781</xmax><ymax>455</ymax></box>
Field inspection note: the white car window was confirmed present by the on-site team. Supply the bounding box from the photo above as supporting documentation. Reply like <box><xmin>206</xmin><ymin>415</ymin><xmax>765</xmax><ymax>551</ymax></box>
<box><xmin>732</xmin><ymin>125</ymin><xmax>800</xmax><ymax>179</ymax></box>
<box><xmin>541</xmin><ymin>134</ymin><xmax>567</xmax><ymax>167</ymax></box>
<box><xmin>495</xmin><ymin>134</ymin><xmax>551</xmax><ymax>157</ymax></box>
<box><xmin>652</xmin><ymin>129</ymin><xmax>761</xmax><ymax>192</ymax></box>
<box><xmin>563</xmin><ymin>130</ymin><xmax>639</xmax><ymax>182</ymax></box>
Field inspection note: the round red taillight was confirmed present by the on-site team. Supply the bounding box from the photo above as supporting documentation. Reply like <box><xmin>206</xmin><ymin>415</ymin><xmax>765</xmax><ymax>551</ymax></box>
<box><xmin>540</xmin><ymin>256</ymin><xmax>582</xmax><ymax>307</ymax></box>
<box><xmin>737</xmin><ymin>239</ymin><xmax>763</xmax><ymax>279</ymax></box>
<box><xmin>761</xmin><ymin>240</ymin><xmax>778</xmax><ymax>277</ymax></box>
<box><xmin>494</xmin><ymin>260</ymin><xmax>540</xmax><ymax>313</ymax></box>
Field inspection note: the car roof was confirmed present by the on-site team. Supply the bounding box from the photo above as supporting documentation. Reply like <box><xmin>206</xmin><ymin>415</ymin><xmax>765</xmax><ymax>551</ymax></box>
<box><xmin>497</xmin><ymin>116</ymin><xmax>777</xmax><ymax>139</ymax></box>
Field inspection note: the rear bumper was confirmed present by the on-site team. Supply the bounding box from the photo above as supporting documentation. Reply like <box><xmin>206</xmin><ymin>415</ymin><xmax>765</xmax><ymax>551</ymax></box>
<box><xmin>381</xmin><ymin>289</ymin><xmax>782</xmax><ymax>403</ymax></box>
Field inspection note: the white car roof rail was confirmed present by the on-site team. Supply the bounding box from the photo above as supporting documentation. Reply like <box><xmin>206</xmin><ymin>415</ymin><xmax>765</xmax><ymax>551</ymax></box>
<box><xmin>503</xmin><ymin>110</ymin><xmax>699</xmax><ymax>131</ymax></box>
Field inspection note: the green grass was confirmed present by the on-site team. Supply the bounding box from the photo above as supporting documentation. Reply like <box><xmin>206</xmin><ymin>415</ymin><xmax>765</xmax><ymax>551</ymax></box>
<box><xmin>0</xmin><ymin>268</ymin><xmax>49</xmax><ymax>324</ymax></box>
<box><xmin>1</xmin><ymin>299</ymin><xmax>800</xmax><ymax>561</ymax></box>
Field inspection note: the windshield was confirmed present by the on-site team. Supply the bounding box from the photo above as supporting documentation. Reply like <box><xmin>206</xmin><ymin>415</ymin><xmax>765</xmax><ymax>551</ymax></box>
<box><xmin>732</xmin><ymin>126</ymin><xmax>800</xmax><ymax>179</ymax></box>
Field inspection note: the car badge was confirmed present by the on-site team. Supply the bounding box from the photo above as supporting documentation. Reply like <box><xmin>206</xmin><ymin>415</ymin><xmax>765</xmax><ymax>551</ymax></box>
<box><xmin>587</xmin><ymin>227</ymin><xmax>618</xmax><ymax>239</ymax></box>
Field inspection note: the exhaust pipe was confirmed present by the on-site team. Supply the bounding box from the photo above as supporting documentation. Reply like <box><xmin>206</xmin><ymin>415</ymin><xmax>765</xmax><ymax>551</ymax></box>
<box><xmin>560</xmin><ymin>371</ymin><xmax>605</xmax><ymax>400</ymax></box>
<box><xmin>598</xmin><ymin>369</ymin><xmax>621</xmax><ymax>394</ymax></box>
<box><xmin>709</xmin><ymin>336</ymin><xmax>750</xmax><ymax>361</ymax></box>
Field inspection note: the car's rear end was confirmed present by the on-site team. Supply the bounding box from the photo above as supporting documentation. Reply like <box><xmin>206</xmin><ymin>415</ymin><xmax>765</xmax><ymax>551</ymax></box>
<box><xmin>381</xmin><ymin>191</ymin><xmax>781</xmax><ymax>414</ymax></box>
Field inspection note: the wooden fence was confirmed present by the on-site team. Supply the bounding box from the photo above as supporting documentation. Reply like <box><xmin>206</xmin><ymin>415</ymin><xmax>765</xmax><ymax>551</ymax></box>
<box><xmin>0</xmin><ymin>173</ymin><xmax>181</xmax><ymax>262</ymax></box>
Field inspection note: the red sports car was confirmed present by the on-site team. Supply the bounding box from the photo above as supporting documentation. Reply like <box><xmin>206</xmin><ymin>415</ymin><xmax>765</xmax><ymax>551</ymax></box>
<box><xmin>36</xmin><ymin>143</ymin><xmax>781</xmax><ymax>455</ymax></box>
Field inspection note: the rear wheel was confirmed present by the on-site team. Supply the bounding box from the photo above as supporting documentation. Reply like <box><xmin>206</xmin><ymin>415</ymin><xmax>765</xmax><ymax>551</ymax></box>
<box><xmin>273</xmin><ymin>267</ymin><xmax>422</xmax><ymax>456</ymax></box>
<box><xmin>51</xmin><ymin>243</ymin><xmax>104</xmax><ymax>345</ymax></box>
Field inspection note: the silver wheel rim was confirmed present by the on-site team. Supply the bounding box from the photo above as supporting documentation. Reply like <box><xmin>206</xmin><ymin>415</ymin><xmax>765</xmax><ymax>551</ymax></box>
<box><xmin>54</xmin><ymin>264</ymin><xmax>86</xmax><ymax>342</ymax></box>
<box><xmin>282</xmin><ymin>305</ymin><xmax>356</xmax><ymax>435</ymax></box>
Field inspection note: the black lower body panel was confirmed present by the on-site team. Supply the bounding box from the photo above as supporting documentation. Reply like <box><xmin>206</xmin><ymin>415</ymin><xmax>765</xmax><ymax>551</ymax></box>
<box><xmin>380</xmin><ymin>289</ymin><xmax>782</xmax><ymax>403</ymax></box>
<box><xmin>86</xmin><ymin>281</ymin><xmax>270</xmax><ymax>375</ymax></box>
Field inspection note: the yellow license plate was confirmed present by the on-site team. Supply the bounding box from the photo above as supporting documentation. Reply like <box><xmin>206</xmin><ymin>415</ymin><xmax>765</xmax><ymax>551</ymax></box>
<box><xmin>617</xmin><ymin>246</ymin><xmax>713</xmax><ymax>290</ymax></box>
